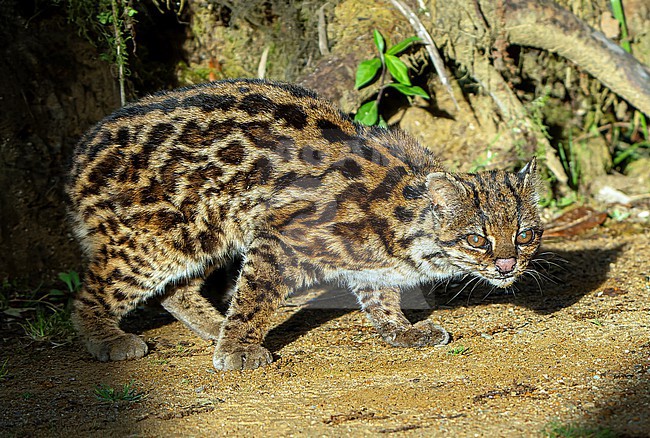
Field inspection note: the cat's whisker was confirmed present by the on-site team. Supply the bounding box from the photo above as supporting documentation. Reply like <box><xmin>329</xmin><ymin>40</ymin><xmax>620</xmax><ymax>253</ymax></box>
<box><xmin>530</xmin><ymin>260</ymin><xmax>552</xmax><ymax>273</ymax></box>
<box><xmin>530</xmin><ymin>259</ymin><xmax>566</xmax><ymax>281</ymax></box>
<box><xmin>441</xmin><ymin>275</ymin><xmax>457</xmax><ymax>295</ymax></box>
<box><xmin>532</xmin><ymin>252</ymin><xmax>569</xmax><ymax>272</ymax></box>
<box><xmin>527</xmin><ymin>266</ymin><xmax>560</xmax><ymax>284</ymax></box>
<box><xmin>447</xmin><ymin>275</ymin><xmax>480</xmax><ymax>305</ymax></box>
<box><xmin>427</xmin><ymin>278</ymin><xmax>451</xmax><ymax>297</ymax></box>
<box><xmin>481</xmin><ymin>284</ymin><xmax>497</xmax><ymax>301</ymax></box>
<box><xmin>532</xmin><ymin>258</ymin><xmax>568</xmax><ymax>272</ymax></box>
<box><xmin>523</xmin><ymin>269</ymin><xmax>545</xmax><ymax>294</ymax></box>
<box><xmin>466</xmin><ymin>276</ymin><xmax>486</xmax><ymax>305</ymax></box>
<box><xmin>536</xmin><ymin>251</ymin><xmax>569</xmax><ymax>263</ymax></box>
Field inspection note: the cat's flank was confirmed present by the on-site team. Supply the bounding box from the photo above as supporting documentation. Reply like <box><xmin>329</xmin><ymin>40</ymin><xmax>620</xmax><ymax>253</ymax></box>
<box><xmin>67</xmin><ymin>78</ymin><xmax>543</xmax><ymax>371</ymax></box>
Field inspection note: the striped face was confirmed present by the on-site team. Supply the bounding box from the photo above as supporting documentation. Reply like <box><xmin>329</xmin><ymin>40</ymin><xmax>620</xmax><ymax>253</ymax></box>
<box><xmin>423</xmin><ymin>160</ymin><xmax>542</xmax><ymax>288</ymax></box>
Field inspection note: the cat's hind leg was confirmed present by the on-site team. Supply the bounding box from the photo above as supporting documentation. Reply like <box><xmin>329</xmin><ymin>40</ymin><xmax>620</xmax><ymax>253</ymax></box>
<box><xmin>160</xmin><ymin>273</ymin><xmax>225</xmax><ymax>341</ymax></box>
<box><xmin>72</xmin><ymin>258</ymin><xmax>151</xmax><ymax>362</ymax></box>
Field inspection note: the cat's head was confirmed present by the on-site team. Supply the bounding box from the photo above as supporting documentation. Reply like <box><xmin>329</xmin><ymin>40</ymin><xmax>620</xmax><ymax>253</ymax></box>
<box><xmin>422</xmin><ymin>159</ymin><xmax>543</xmax><ymax>288</ymax></box>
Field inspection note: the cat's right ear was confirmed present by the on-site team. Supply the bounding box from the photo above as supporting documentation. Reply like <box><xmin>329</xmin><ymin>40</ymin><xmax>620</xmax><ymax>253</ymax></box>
<box><xmin>426</xmin><ymin>172</ymin><xmax>466</xmax><ymax>214</ymax></box>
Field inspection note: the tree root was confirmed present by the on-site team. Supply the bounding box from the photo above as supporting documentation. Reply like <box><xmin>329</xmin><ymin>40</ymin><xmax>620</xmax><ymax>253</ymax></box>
<box><xmin>500</xmin><ymin>0</ymin><xmax>650</xmax><ymax>117</ymax></box>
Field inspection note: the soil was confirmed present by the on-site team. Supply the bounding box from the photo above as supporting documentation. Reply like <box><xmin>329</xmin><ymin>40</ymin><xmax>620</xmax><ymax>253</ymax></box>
<box><xmin>1</xmin><ymin>2</ymin><xmax>649</xmax><ymax>437</ymax></box>
<box><xmin>1</xmin><ymin>221</ymin><xmax>649</xmax><ymax>437</ymax></box>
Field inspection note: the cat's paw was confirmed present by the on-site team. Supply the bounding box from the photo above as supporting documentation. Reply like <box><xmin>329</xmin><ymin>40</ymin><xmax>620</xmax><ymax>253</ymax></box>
<box><xmin>213</xmin><ymin>344</ymin><xmax>273</xmax><ymax>371</ymax></box>
<box><xmin>384</xmin><ymin>320</ymin><xmax>450</xmax><ymax>348</ymax></box>
<box><xmin>85</xmin><ymin>334</ymin><xmax>149</xmax><ymax>362</ymax></box>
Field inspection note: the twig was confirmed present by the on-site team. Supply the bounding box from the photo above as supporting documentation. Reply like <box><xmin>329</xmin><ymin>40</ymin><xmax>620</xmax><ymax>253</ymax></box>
<box><xmin>416</xmin><ymin>0</ymin><xmax>430</xmax><ymax>18</ymax></box>
<box><xmin>257</xmin><ymin>46</ymin><xmax>270</xmax><ymax>79</ymax></box>
<box><xmin>111</xmin><ymin>0</ymin><xmax>126</xmax><ymax>106</ymax></box>
<box><xmin>388</xmin><ymin>0</ymin><xmax>459</xmax><ymax>111</ymax></box>
<box><xmin>317</xmin><ymin>4</ymin><xmax>330</xmax><ymax>56</ymax></box>
<box><xmin>375</xmin><ymin>51</ymin><xmax>389</xmax><ymax>108</ymax></box>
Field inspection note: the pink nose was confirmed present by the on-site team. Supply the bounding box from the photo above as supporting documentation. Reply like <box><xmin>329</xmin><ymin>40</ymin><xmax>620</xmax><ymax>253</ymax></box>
<box><xmin>495</xmin><ymin>257</ymin><xmax>517</xmax><ymax>274</ymax></box>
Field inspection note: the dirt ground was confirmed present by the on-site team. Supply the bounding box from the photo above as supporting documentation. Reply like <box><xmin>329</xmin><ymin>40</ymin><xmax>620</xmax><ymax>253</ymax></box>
<box><xmin>1</xmin><ymin>220</ymin><xmax>649</xmax><ymax>437</ymax></box>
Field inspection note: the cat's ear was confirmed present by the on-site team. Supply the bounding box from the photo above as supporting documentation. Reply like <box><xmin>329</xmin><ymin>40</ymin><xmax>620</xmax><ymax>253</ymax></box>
<box><xmin>426</xmin><ymin>172</ymin><xmax>467</xmax><ymax>213</ymax></box>
<box><xmin>518</xmin><ymin>157</ymin><xmax>537</xmax><ymax>185</ymax></box>
<box><xmin>518</xmin><ymin>157</ymin><xmax>541</xmax><ymax>201</ymax></box>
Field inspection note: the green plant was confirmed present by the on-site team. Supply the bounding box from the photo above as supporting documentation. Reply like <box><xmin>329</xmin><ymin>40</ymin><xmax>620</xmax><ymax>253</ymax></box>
<box><xmin>1</xmin><ymin>279</ymin><xmax>37</xmax><ymax>318</ymax></box>
<box><xmin>611</xmin><ymin>0</ymin><xmax>648</xmax><ymax>142</ymax></box>
<box><xmin>447</xmin><ymin>345</ymin><xmax>470</xmax><ymax>356</ymax></box>
<box><xmin>609</xmin><ymin>208</ymin><xmax>631</xmax><ymax>222</ymax></box>
<box><xmin>20</xmin><ymin>308</ymin><xmax>74</xmax><ymax>344</ymax></box>
<box><xmin>0</xmin><ymin>358</ymin><xmax>8</xmax><ymax>381</ymax></box>
<box><xmin>3</xmin><ymin>272</ymin><xmax>78</xmax><ymax>344</ymax></box>
<box><xmin>609</xmin><ymin>0</ymin><xmax>649</xmax><ymax>175</ymax></box>
<box><xmin>542</xmin><ymin>421</ymin><xmax>615</xmax><ymax>438</ymax></box>
<box><xmin>2</xmin><ymin>270</ymin><xmax>80</xmax><ymax>319</ymax></box>
<box><xmin>49</xmin><ymin>270</ymin><xmax>81</xmax><ymax>300</ymax></box>
<box><xmin>539</xmin><ymin>193</ymin><xmax>578</xmax><ymax>210</ymax></box>
<box><xmin>354</xmin><ymin>30</ymin><xmax>429</xmax><ymax>126</ymax></box>
<box><xmin>557</xmin><ymin>133</ymin><xmax>581</xmax><ymax>190</ymax></box>
<box><xmin>53</xmin><ymin>0</ymin><xmax>138</xmax><ymax>105</ymax></box>
<box><xmin>613</xmin><ymin>140</ymin><xmax>649</xmax><ymax>167</ymax></box>
<box><xmin>94</xmin><ymin>380</ymin><xmax>147</xmax><ymax>403</ymax></box>
<box><xmin>527</xmin><ymin>91</ymin><xmax>552</xmax><ymax>141</ymax></box>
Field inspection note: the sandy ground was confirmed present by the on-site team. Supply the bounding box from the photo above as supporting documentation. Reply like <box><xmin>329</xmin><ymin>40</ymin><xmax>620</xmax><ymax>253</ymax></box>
<box><xmin>1</xmin><ymin>221</ymin><xmax>649</xmax><ymax>437</ymax></box>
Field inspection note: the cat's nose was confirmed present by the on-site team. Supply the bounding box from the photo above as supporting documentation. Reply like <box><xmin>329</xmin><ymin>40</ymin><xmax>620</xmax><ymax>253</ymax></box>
<box><xmin>495</xmin><ymin>257</ymin><xmax>517</xmax><ymax>274</ymax></box>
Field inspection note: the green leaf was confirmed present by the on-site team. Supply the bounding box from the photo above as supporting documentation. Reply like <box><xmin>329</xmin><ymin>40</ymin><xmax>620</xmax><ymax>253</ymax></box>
<box><xmin>373</xmin><ymin>29</ymin><xmax>386</xmax><ymax>54</ymax></box>
<box><xmin>355</xmin><ymin>58</ymin><xmax>382</xmax><ymax>89</ymax></box>
<box><xmin>354</xmin><ymin>101</ymin><xmax>379</xmax><ymax>126</ymax></box>
<box><xmin>386</xmin><ymin>36</ymin><xmax>422</xmax><ymax>56</ymax></box>
<box><xmin>3</xmin><ymin>308</ymin><xmax>26</xmax><ymax>318</ymax></box>
<box><xmin>97</xmin><ymin>11</ymin><xmax>112</xmax><ymax>25</ymax></box>
<box><xmin>387</xmin><ymin>83</ymin><xmax>429</xmax><ymax>99</ymax></box>
<box><xmin>385</xmin><ymin>55</ymin><xmax>411</xmax><ymax>85</ymax></box>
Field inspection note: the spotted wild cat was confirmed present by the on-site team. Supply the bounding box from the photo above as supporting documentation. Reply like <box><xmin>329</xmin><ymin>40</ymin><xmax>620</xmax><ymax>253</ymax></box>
<box><xmin>67</xmin><ymin>78</ymin><xmax>543</xmax><ymax>371</ymax></box>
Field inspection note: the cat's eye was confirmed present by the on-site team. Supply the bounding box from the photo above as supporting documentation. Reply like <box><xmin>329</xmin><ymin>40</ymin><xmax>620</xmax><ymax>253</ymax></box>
<box><xmin>466</xmin><ymin>234</ymin><xmax>488</xmax><ymax>248</ymax></box>
<box><xmin>516</xmin><ymin>229</ymin><xmax>535</xmax><ymax>245</ymax></box>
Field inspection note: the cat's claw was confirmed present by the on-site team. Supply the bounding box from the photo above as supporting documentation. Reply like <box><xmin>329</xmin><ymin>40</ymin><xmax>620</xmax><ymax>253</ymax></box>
<box><xmin>213</xmin><ymin>345</ymin><xmax>273</xmax><ymax>371</ymax></box>
<box><xmin>85</xmin><ymin>334</ymin><xmax>149</xmax><ymax>362</ymax></box>
<box><xmin>384</xmin><ymin>320</ymin><xmax>450</xmax><ymax>348</ymax></box>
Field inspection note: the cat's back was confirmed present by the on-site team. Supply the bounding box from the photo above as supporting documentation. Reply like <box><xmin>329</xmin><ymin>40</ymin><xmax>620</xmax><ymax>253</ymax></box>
<box><xmin>68</xmin><ymin>79</ymin><xmax>333</xmax><ymax>182</ymax></box>
<box><xmin>66</xmin><ymin>79</ymin><xmax>442</xmax><ymax>240</ymax></box>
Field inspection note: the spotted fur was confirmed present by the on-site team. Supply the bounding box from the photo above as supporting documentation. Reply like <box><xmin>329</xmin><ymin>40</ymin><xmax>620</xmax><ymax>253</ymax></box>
<box><xmin>67</xmin><ymin>79</ymin><xmax>543</xmax><ymax>370</ymax></box>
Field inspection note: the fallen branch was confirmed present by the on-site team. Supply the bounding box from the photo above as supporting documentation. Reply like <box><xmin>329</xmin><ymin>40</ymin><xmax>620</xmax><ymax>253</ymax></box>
<box><xmin>499</xmin><ymin>0</ymin><xmax>650</xmax><ymax>117</ymax></box>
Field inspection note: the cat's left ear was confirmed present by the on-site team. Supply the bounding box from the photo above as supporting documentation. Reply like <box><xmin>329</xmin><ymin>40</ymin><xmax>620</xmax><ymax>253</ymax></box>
<box><xmin>518</xmin><ymin>157</ymin><xmax>541</xmax><ymax>201</ymax></box>
<box><xmin>518</xmin><ymin>157</ymin><xmax>538</xmax><ymax>188</ymax></box>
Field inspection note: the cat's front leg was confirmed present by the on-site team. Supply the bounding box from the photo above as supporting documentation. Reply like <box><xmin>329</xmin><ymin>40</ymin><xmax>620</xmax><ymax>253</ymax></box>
<box><xmin>355</xmin><ymin>286</ymin><xmax>450</xmax><ymax>347</ymax></box>
<box><xmin>213</xmin><ymin>234</ymin><xmax>298</xmax><ymax>371</ymax></box>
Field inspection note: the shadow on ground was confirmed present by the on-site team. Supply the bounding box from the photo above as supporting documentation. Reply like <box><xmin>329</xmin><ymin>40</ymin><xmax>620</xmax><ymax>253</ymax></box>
<box><xmin>261</xmin><ymin>244</ymin><xmax>625</xmax><ymax>353</ymax></box>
